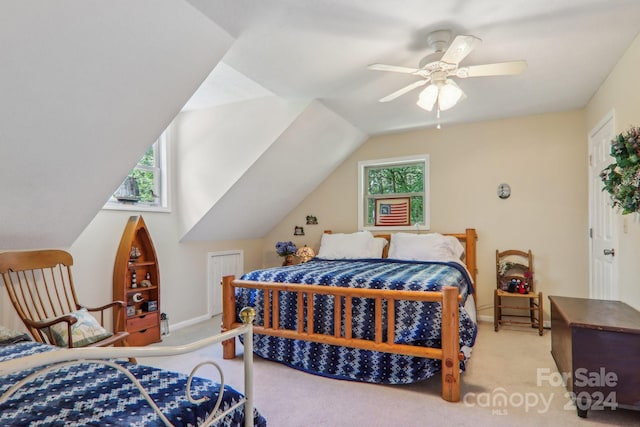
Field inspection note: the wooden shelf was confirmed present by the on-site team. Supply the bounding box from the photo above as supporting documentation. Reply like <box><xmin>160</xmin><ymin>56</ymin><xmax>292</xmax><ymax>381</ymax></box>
<box><xmin>128</xmin><ymin>261</ymin><xmax>156</xmax><ymax>267</ymax></box>
<box><xmin>126</xmin><ymin>285</ymin><xmax>159</xmax><ymax>293</ymax></box>
<box><xmin>113</xmin><ymin>215</ymin><xmax>161</xmax><ymax>346</ymax></box>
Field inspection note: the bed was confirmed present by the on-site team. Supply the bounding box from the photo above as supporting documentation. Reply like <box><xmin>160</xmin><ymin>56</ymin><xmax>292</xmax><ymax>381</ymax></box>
<box><xmin>221</xmin><ymin>228</ymin><xmax>478</xmax><ymax>402</ymax></box>
<box><xmin>0</xmin><ymin>309</ymin><xmax>266</xmax><ymax>427</ymax></box>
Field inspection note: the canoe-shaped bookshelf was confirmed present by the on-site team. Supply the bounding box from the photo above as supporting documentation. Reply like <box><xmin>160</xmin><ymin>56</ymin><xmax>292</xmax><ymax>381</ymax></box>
<box><xmin>113</xmin><ymin>215</ymin><xmax>161</xmax><ymax>346</ymax></box>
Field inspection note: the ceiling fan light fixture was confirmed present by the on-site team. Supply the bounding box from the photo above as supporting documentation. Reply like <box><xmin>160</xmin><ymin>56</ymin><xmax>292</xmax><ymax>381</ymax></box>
<box><xmin>416</xmin><ymin>83</ymin><xmax>438</xmax><ymax>111</ymax></box>
<box><xmin>416</xmin><ymin>79</ymin><xmax>464</xmax><ymax>112</ymax></box>
<box><xmin>437</xmin><ymin>79</ymin><xmax>465</xmax><ymax>111</ymax></box>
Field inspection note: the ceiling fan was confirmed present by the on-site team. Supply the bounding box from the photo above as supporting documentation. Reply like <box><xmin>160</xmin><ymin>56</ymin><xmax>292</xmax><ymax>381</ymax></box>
<box><xmin>368</xmin><ymin>29</ymin><xmax>527</xmax><ymax>114</ymax></box>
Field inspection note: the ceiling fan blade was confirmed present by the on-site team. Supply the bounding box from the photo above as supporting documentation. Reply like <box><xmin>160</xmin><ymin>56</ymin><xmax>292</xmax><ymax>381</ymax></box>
<box><xmin>440</xmin><ymin>35</ymin><xmax>481</xmax><ymax>65</ymax></box>
<box><xmin>379</xmin><ymin>79</ymin><xmax>429</xmax><ymax>102</ymax></box>
<box><xmin>368</xmin><ymin>63</ymin><xmax>422</xmax><ymax>74</ymax></box>
<box><xmin>456</xmin><ymin>60</ymin><xmax>527</xmax><ymax>78</ymax></box>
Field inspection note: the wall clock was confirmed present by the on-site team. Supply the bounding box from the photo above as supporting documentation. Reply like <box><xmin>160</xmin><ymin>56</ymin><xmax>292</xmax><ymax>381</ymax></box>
<box><xmin>497</xmin><ymin>183</ymin><xmax>511</xmax><ymax>199</ymax></box>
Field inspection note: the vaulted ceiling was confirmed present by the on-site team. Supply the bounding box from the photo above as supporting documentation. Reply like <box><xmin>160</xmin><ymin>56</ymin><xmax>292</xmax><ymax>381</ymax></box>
<box><xmin>1</xmin><ymin>1</ymin><xmax>639</xmax><ymax>248</ymax></box>
<box><xmin>0</xmin><ymin>1</ymin><xmax>233</xmax><ymax>248</ymax></box>
<box><xmin>190</xmin><ymin>0</ymin><xmax>640</xmax><ymax>133</ymax></box>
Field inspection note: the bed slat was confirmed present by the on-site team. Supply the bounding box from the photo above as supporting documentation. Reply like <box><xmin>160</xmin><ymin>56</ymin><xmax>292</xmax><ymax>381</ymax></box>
<box><xmin>334</xmin><ymin>296</ymin><xmax>342</xmax><ymax>338</ymax></box>
<box><xmin>345</xmin><ymin>297</ymin><xmax>353</xmax><ymax>340</ymax></box>
<box><xmin>294</xmin><ymin>292</ymin><xmax>301</xmax><ymax>333</ymax></box>
<box><xmin>387</xmin><ymin>299</ymin><xmax>395</xmax><ymax>343</ymax></box>
<box><xmin>264</xmin><ymin>291</ymin><xmax>271</xmax><ymax>329</ymax></box>
<box><xmin>307</xmin><ymin>292</ymin><xmax>314</xmax><ymax>334</ymax></box>
<box><xmin>272</xmin><ymin>291</ymin><xmax>279</xmax><ymax>330</ymax></box>
<box><xmin>374</xmin><ymin>297</ymin><xmax>383</xmax><ymax>344</ymax></box>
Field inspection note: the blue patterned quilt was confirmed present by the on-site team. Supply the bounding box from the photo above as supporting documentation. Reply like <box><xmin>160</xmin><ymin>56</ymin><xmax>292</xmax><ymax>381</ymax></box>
<box><xmin>0</xmin><ymin>341</ymin><xmax>266</xmax><ymax>427</ymax></box>
<box><xmin>237</xmin><ymin>258</ymin><xmax>477</xmax><ymax>384</ymax></box>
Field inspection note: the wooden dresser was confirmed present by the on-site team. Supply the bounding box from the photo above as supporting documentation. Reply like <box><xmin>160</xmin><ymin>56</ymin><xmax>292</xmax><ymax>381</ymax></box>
<box><xmin>549</xmin><ymin>296</ymin><xmax>640</xmax><ymax>417</ymax></box>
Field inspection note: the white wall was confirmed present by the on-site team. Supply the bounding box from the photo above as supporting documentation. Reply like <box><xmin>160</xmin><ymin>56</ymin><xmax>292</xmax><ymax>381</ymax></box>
<box><xmin>585</xmin><ymin>31</ymin><xmax>640</xmax><ymax>310</ymax></box>
<box><xmin>68</xmin><ymin>210</ymin><xmax>265</xmax><ymax>331</ymax></box>
<box><xmin>265</xmin><ymin>110</ymin><xmax>589</xmax><ymax>321</ymax></box>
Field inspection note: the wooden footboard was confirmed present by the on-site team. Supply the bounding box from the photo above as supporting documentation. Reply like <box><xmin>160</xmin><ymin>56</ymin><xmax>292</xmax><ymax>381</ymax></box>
<box><xmin>222</xmin><ymin>277</ymin><xmax>463</xmax><ymax>402</ymax></box>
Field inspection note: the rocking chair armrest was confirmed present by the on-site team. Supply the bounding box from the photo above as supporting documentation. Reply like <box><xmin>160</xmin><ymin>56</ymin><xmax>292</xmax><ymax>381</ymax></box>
<box><xmin>78</xmin><ymin>301</ymin><xmax>127</xmax><ymax>332</ymax></box>
<box><xmin>24</xmin><ymin>315</ymin><xmax>78</xmax><ymax>330</ymax></box>
<box><xmin>78</xmin><ymin>300</ymin><xmax>126</xmax><ymax>313</ymax></box>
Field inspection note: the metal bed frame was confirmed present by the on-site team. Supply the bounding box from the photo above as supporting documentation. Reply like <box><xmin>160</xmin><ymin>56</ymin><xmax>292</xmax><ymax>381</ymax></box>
<box><xmin>0</xmin><ymin>307</ymin><xmax>257</xmax><ymax>427</ymax></box>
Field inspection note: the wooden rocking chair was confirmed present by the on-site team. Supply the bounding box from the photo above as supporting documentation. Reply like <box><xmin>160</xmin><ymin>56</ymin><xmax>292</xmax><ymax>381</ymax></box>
<box><xmin>0</xmin><ymin>249</ymin><xmax>131</xmax><ymax>351</ymax></box>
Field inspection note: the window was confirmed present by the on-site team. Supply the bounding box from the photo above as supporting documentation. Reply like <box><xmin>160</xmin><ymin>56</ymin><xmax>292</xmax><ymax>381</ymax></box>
<box><xmin>358</xmin><ymin>155</ymin><xmax>429</xmax><ymax>231</ymax></box>
<box><xmin>104</xmin><ymin>131</ymin><xmax>169</xmax><ymax>212</ymax></box>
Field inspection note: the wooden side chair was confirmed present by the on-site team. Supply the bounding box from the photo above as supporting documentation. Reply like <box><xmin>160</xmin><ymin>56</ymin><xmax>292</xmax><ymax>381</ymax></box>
<box><xmin>0</xmin><ymin>249</ymin><xmax>132</xmax><ymax>352</ymax></box>
<box><xmin>494</xmin><ymin>249</ymin><xmax>543</xmax><ymax>335</ymax></box>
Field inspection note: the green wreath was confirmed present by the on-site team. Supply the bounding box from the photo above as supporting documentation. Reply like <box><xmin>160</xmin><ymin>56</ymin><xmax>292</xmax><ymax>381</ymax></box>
<box><xmin>600</xmin><ymin>126</ymin><xmax>640</xmax><ymax>214</ymax></box>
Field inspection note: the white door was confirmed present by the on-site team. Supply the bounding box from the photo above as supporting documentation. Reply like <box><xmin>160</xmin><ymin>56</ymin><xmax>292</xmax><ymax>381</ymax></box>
<box><xmin>208</xmin><ymin>251</ymin><xmax>243</xmax><ymax>316</ymax></box>
<box><xmin>588</xmin><ymin>112</ymin><xmax>618</xmax><ymax>300</ymax></box>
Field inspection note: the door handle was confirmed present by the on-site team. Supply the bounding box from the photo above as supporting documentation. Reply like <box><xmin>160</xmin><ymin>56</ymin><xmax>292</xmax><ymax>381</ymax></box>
<box><xmin>603</xmin><ymin>248</ymin><xmax>615</xmax><ymax>256</ymax></box>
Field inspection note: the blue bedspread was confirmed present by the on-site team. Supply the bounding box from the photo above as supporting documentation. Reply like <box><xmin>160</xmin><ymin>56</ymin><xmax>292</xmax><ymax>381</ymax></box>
<box><xmin>237</xmin><ymin>258</ymin><xmax>477</xmax><ymax>384</ymax></box>
<box><xmin>0</xmin><ymin>341</ymin><xmax>266</xmax><ymax>427</ymax></box>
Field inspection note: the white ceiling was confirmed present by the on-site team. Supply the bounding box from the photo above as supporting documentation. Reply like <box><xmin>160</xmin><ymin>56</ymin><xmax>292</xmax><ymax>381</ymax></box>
<box><xmin>187</xmin><ymin>0</ymin><xmax>640</xmax><ymax>135</ymax></box>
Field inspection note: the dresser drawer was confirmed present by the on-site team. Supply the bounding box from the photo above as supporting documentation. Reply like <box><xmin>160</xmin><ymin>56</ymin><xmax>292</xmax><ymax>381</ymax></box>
<box><xmin>126</xmin><ymin>311</ymin><xmax>159</xmax><ymax>332</ymax></box>
<box><xmin>127</xmin><ymin>326</ymin><xmax>161</xmax><ymax>346</ymax></box>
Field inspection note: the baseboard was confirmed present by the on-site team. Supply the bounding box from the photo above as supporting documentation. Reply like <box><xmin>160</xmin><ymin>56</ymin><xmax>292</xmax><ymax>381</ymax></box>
<box><xmin>477</xmin><ymin>314</ymin><xmax>551</xmax><ymax>329</ymax></box>
<box><xmin>169</xmin><ymin>313</ymin><xmax>213</xmax><ymax>332</ymax></box>
<box><xmin>476</xmin><ymin>314</ymin><xmax>494</xmax><ymax>324</ymax></box>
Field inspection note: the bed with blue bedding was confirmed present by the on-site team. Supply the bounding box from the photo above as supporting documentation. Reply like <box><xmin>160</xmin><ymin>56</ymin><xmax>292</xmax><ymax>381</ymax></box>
<box><xmin>237</xmin><ymin>258</ymin><xmax>476</xmax><ymax>384</ymax></box>
<box><xmin>0</xmin><ymin>326</ymin><xmax>266</xmax><ymax>426</ymax></box>
<box><xmin>222</xmin><ymin>229</ymin><xmax>479</xmax><ymax>402</ymax></box>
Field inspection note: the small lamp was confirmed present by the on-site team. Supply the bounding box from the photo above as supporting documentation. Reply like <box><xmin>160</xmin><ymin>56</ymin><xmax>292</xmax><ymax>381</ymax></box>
<box><xmin>296</xmin><ymin>245</ymin><xmax>316</xmax><ymax>263</ymax></box>
<box><xmin>160</xmin><ymin>312</ymin><xmax>170</xmax><ymax>336</ymax></box>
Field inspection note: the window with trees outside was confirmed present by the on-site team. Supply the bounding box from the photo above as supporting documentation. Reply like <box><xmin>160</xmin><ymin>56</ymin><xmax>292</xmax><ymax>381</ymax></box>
<box><xmin>358</xmin><ymin>155</ymin><xmax>429</xmax><ymax>231</ymax></box>
<box><xmin>103</xmin><ymin>132</ymin><xmax>169</xmax><ymax>212</ymax></box>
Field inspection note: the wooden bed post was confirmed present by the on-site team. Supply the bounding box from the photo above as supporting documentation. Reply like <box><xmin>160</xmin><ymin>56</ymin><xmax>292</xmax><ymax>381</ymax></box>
<box><xmin>440</xmin><ymin>286</ymin><xmax>460</xmax><ymax>402</ymax></box>
<box><xmin>222</xmin><ymin>275</ymin><xmax>237</xmax><ymax>359</ymax></box>
<box><xmin>464</xmin><ymin>228</ymin><xmax>478</xmax><ymax>285</ymax></box>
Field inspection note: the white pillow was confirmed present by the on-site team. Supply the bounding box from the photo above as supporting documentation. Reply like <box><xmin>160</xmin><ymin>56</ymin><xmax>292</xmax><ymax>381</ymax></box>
<box><xmin>317</xmin><ymin>231</ymin><xmax>375</xmax><ymax>259</ymax></box>
<box><xmin>387</xmin><ymin>232</ymin><xmax>464</xmax><ymax>262</ymax></box>
<box><xmin>368</xmin><ymin>237</ymin><xmax>389</xmax><ymax>258</ymax></box>
<box><xmin>443</xmin><ymin>235</ymin><xmax>465</xmax><ymax>260</ymax></box>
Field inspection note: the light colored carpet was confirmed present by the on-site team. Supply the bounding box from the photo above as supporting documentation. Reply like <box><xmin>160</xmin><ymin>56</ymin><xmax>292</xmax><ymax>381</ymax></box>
<box><xmin>139</xmin><ymin>319</ymin><xmax>638</xmax><ymax>426</ymax></box>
